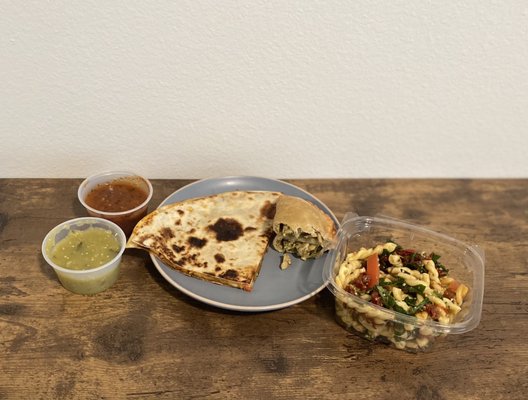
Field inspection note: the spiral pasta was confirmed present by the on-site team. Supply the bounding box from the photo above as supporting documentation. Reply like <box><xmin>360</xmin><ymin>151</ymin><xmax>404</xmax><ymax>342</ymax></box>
<box><xmin>334</xmin><ymin>241</ymin><xmax>470</xmax><ymax>351</ymax></box>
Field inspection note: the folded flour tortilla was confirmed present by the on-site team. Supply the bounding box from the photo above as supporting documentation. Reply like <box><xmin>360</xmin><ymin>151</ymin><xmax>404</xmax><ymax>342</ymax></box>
<box><xmin>127</xmin><ymin>191</ymin><xmax>281</xmax><ymax>291</ymax></box>
<box><xmin>272</xmin><ymin>195</ymin><xmax>336</xmax><ymax>265</ymax></box>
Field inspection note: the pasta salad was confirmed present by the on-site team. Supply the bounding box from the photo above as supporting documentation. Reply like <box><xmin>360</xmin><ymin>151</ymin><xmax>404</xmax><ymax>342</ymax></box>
<box><xmin>334</xmin><ymin>241</ymin><xmax>469</xmax><ymax>350</ymax></box>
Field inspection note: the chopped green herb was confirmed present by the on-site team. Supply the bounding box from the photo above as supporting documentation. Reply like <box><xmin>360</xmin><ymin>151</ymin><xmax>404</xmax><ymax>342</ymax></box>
<box><xmin>405</xmin><ymin>284</ymin><xmax>426</xmax><ymax>295</ymax></box>
<box><xmin>393</xmin><ymin>323</ymin><xmax>406</xmax><ymax>336</ymax></box>
<box><xmin>431</xmin><ymin>252</ymin><xmax>449</xmax><ymax>274</ymax></box>
<box><xmin>389</xmin><ymin>276</ymin><xmax>406</xmax><ymax>288</ymax></box>
<box><xmin>376</xmin><ymin>286</ymin><xmax>408</xmax><ymax>314</ymax></box>
<box><xmin>407</xmin><ymin>298</ymin><xmax>430</xmax><ymax>314</ymax></box>
<box><xmin>378</xmin><ymin>278</ymin><xmax>393</xmax><ymax>287</ymax></box>
<box><xmin>381</xmin><ymin>248</ymin><xmax>393</xmax><ymax>257</ymax></box>
<box><xmin>378</xmin><ymin>275</ymin><xmax>426</xmax><ymax>297</ymax></box>
<box><xmin>376</xmin><ymin>285</ymin><xmax>430</xmax><ymax>316</ymax></box>
<box><xmin>404</xmin><ymin>296</ymin><xmax>417</xmax><ymax>307</ymax></box>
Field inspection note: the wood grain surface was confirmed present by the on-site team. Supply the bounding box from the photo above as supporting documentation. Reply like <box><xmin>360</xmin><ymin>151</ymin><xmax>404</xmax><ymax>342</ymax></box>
<box><xmin>0</xmin><ymin>178</ymin><xmax>527</xmax><ymax>399</ymax></box>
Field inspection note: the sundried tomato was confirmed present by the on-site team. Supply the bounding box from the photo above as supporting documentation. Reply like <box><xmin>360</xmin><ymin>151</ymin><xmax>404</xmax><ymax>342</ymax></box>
<box><xmin>425</xmin><ymin>303</ymin><xmax>440</xmax><ymax>320</ymax></box>
<box><xmin>370</xmin><ymin>290</ymin><xmax>383</xmax><ymax>306</ymax></box>
<box><xmin>443</xmin><ymin>288</ymin><xmax>456</xmax><ymax>300</ymax></box>
<box><xmin>353</xmin><ymin>274</ymin><xmax>371</xmax><ymax>292</ymax></box>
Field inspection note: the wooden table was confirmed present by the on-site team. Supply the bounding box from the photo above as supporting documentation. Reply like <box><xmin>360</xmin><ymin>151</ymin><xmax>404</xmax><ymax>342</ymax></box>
<box><xmin>1</xmin><ymin>178</ymin><xmax>527</xmax><ymax>399</ymax></box>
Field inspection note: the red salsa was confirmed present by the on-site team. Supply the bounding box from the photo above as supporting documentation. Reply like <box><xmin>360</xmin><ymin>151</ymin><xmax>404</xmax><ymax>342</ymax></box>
<box><xmin>85</xmin><ymin>179</ymin><xmax>148</xmax><ymax>212</ymax></box>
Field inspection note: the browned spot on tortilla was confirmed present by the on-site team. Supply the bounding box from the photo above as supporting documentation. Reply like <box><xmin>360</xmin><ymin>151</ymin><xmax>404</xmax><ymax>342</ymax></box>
<box><xmin>260</xmin><ymin>201</ymin><xmax>276</xmax><ymax>219</ymax></box>
<box><xmin>177</xmin><ymin>209</ymin><xmax>184</xmax><ymax>216</ymax></box>
<box><xmin>209</xmin><ymin>218</ymin><xmax>243</xmax><ymax>241</ymax></box>
<box><xmin>138</xmin><ymin>235</ymin><xmax>149</xmax><ymax>243</ymax></box>
<box><xmin>215</xmin><ymin>266</ymin><xmax>221</xmax><ymax>272</ymax></box>
<box><xmin>180</xmin><ymin>254</ymin><xmax>198</xmax><ymax>265</ymax></box>
<box><xmin>160</xmin><ymin>227</ymin><xmax>174</xmax><ymax>239</ymax></box>
<box><xmin>244</xmin><ymin>226</ymin><xmax>257</xmax><ymax>232</ymax></box>
<box><xmin>188</xmin><ymin>236</ymin><xmax>207</xmax><ymax>248</ymax></box>
<box><xmin>219</xmin><ymin>269</ymin><xmax>239</xmax><ymax>280</ymax></box>
<box><xmin>172</xmin><ymin>244</ymin><xmax>185</xmax><ymax>253</ymax></box>
<box><xmin>214</xmin><ymin>253</ymin><xmax>225</xmax><ymax>263</ymax></box>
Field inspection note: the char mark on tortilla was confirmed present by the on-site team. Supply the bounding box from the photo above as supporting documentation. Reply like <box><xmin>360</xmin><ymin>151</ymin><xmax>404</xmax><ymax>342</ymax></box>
<box><xmin>188</xmin><ymin>236</ymin><xmax>207</xmax><ymax>248</ymax></box>
<box><xmin>209</xmin><ymin>218</ymin><xmax>244</xmax><ymax>242</ymax></box>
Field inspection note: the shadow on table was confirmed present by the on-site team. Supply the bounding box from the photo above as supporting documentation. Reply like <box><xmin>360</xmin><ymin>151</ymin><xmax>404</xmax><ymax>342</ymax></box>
<box><xmin>135</xmin><ymin>249</ymin><xmax>338</xmax><ymax>319</ymax></box>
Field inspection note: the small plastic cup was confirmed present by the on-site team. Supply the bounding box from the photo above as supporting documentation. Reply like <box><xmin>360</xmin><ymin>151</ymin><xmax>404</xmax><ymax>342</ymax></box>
<box><xmin>77</xmin><ymin>171</ymin><xmax>153</xmax><ymax>236</ymax></box>
<box><xmin>42</xmin><ymin>217</ymin><xmax>126</xmax><ymax>295</ymax></box>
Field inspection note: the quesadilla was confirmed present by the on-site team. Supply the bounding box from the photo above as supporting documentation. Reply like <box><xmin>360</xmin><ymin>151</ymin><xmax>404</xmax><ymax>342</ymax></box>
<box><xmin>127</xmin><ymin>191</ymin><xmax>281</xmax><ymax>291</ymax></box>
<box><xmin>272</xmin><ymin>195</ymin><xmax>336</xmax><ymax>267</ymax></box>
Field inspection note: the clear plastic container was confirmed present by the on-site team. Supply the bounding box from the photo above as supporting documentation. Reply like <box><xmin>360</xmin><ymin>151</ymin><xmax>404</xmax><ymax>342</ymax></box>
<box><xmin>42</xmin><ymin>217</ymin><xmax>126</xmax><ymax>295</ymax></box>
<box><xmin>323</xmin><ymin>213</ymin><xmax>485</xmax><ymax>352</ymax></box>
<box><xmin>77</xmin><ymin>171</ymin><xmax>153</xmax><ymax>236</ymax></box>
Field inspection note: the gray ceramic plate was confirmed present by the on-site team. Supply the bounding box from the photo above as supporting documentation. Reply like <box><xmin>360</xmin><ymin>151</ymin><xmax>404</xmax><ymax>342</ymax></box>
<box><xmin>150</xmin><ymin>176</ymin><xmax>338</xmax><ymax>312</ymax></box>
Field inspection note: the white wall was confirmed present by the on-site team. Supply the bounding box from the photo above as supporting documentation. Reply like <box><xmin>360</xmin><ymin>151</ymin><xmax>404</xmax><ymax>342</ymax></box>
<box><xmin>1</xmin><ymin>1</ymin><xmax>527</xmax><ymax>179</ymax></box>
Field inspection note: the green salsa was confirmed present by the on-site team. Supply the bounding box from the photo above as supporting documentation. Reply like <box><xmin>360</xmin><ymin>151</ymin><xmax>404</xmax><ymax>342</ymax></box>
<box><xmin>49</xmin><ymin>227</ymin><xmax>120</xmax><ymax>270</ymax></box>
